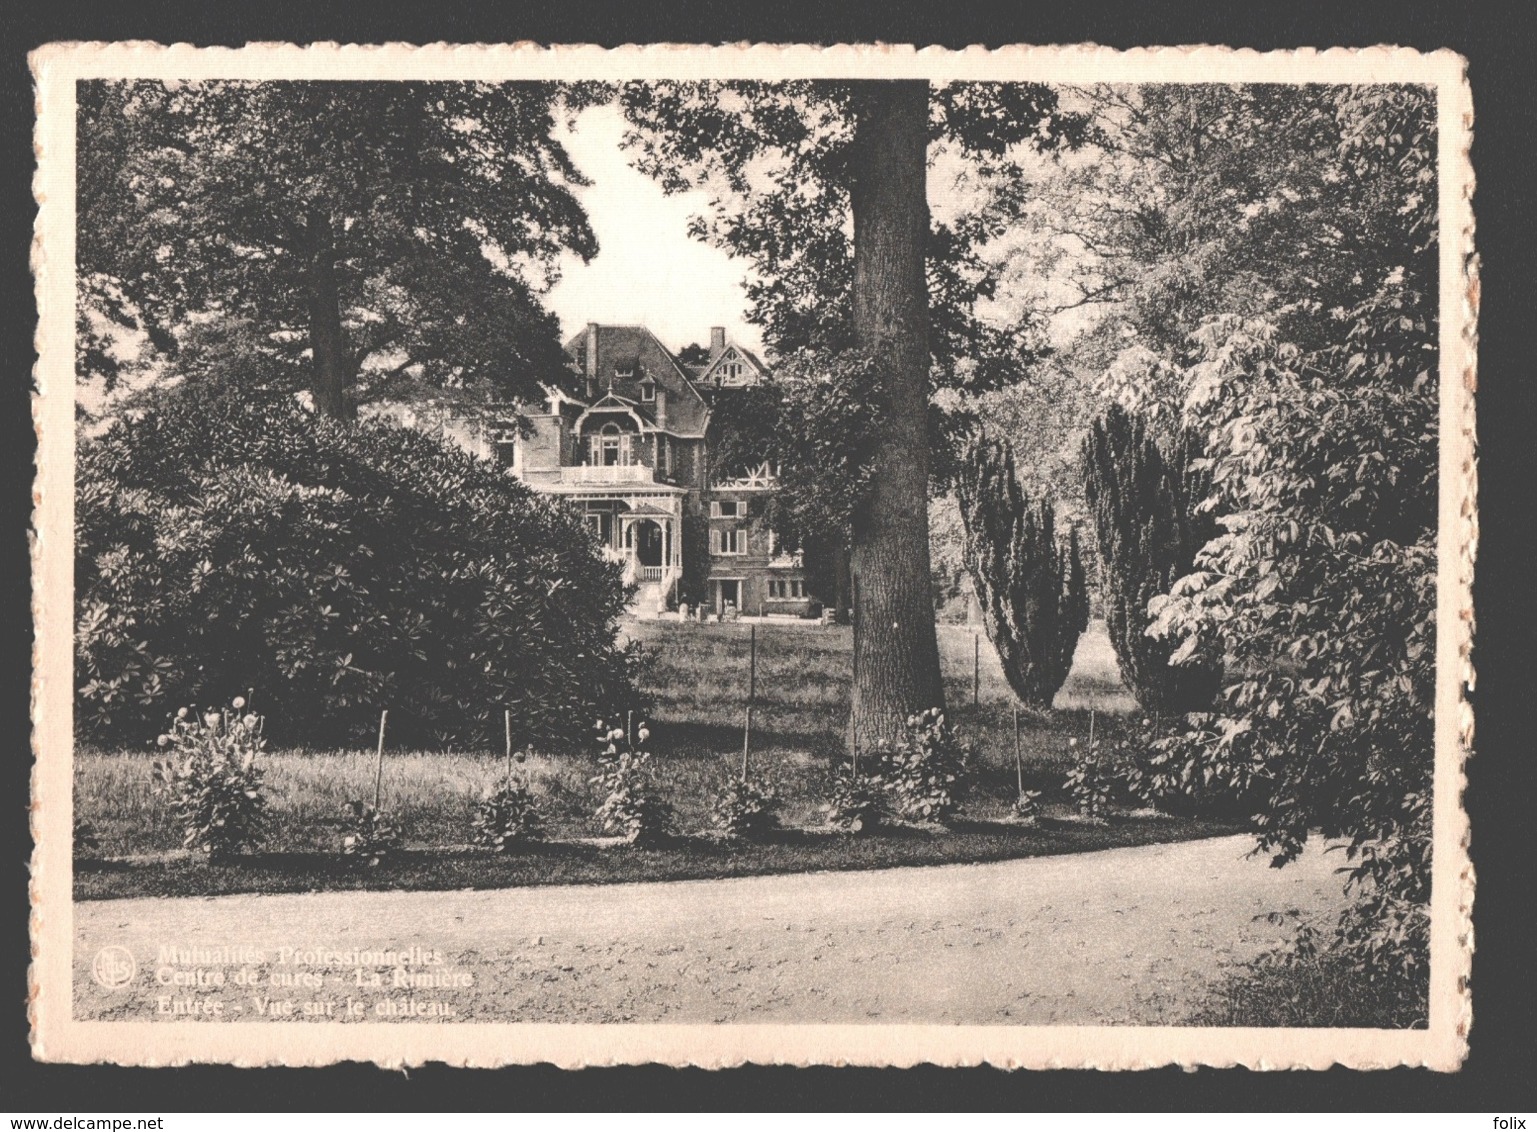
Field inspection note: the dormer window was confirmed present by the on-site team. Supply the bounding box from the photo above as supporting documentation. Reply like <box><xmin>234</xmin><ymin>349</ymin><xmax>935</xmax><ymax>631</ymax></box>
<box><xmin>614</xmin><ymin>363</ymin><xmax>636</xmax><ymax>379</ymax></box>
<box><xmin>639</xmin><ymin>379</ymin><xmax>656</xmax><ymax>402</ymax></box>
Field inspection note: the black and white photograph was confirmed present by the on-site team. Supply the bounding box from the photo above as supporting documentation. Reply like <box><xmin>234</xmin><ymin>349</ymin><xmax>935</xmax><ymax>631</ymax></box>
<box><xmin>28</xmin><ymin>43</ymin><xmax>1474</xmax><ymax>1070</ymax></box>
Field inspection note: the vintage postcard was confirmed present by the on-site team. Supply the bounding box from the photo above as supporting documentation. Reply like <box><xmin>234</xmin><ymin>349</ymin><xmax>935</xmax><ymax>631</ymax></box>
<box><xmin>30</xmin><ymin>42</ymin><xmax>1475</xmax><ymax>1069</ymax></box>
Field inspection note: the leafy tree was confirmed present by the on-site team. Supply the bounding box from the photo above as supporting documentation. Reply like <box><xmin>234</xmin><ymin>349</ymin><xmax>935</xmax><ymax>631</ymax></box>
<box><xmin>956</xmin><ymin>433</ymin><xmax>1089</xmax><ymax>708</ymax></box>
<box><xmin>623</xmin><ymin>80</ymin><xmax>1086</xmax><ymax>746</ymax></box>
<box><xmin>1145</xmin><ymin>87</ymin><xmax>1439</xmax><ymax>982</ymax></box>
<box><xmin>1083</xmin><ymin>403</ymin><xmax>1221</xmax><ymax>714</ymax></box>
<box><xmin>76</xmin><ymin>380</ymin><xmax>642</xmax><ymax>747</ymax></box>
<box><xmin>675</xmin><ymin>342</ymin><xmax>711</xmax><ymax>367</ymax></box>
<box><xmin>77</xmin><ymin>80</ymin><xmax>602</xmax><ymax>418</ymax></box>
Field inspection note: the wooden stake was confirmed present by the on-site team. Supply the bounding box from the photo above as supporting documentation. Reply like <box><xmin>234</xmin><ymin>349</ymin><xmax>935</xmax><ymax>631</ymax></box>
<box><xmin>1088</xmin><ymin>708</ymin><xmax>1096</xmax><ymax>751</ymax></box>
<box><xmin>741</xmin><ymin>704</ymin><xmax>753</xmax><ymax>781</ymax></box>
<box><xmin>973</xmin><ymin>633</ymin><xmax>981</xmax><ymax>707</ymax></box>
<box><xmin>372</xmin><ymin>710</ymin><xmax>389</xmax><ymax>809</ymax></box>
<box><xmin>1013</xmin><ymin>704</ymin><xmax>1023</xmax><ymax>795</ymax></box>
<box><xmin>748</xmin><ymin>623</ymin><xmax>757</xmax><ymax>705</ymax></box>
<box><xmin>504</xmin><ymin>708</ymin><xmax>513</xmax><ymax>779</ymax></box>
<box><xmin>627</xmin><ymin>709</ymin><xmax>634</xmax><ymax>749</ymax></box>
<box><xmin>848</xmin><ymin>712</ymin><xmax>858</xmax><ymax>779</ymax></box>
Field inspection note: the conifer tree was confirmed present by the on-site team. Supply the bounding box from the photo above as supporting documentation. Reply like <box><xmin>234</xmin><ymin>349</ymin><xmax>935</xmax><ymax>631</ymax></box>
<box><xmin>956</xmin><ymin>434</ymin><xmax>1089</xmax><ymax>708</ymax></box>
<box><xmin>1082</xmin><ymin>404</ymin><xmax>1222</xmax><ymax>715</ymax></box>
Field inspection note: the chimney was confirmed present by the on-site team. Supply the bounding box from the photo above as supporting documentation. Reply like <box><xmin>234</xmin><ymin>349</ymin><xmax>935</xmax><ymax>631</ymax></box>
<box><xmin>709</xmin><ymin>326</ymin><xmax>726</xmax><ymax>360</ymax></box>
<box><xmin>655</xmin><ymin>387</ymin><xmax>667</xmax><ymax>429</ymax></box>
<box><xmin>584</xmin><ymin>322</ymin><xmax>599</xmax><ymax>399</ymax></box>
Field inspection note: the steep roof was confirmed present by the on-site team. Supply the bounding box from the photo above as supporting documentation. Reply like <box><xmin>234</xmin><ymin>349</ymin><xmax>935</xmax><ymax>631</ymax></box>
<box><xmin>698</xmin><ymin>342</ymin><xmax>769</xmax><ymax>386</ymax></box>
<box><xmin>562</xmin><ymin>324</ymin><xmax>710</xmax><ymax>435</ymax></box>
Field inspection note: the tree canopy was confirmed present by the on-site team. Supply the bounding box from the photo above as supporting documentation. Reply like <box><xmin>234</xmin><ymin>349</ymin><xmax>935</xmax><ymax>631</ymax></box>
<box><xmin>77</xmin><ymin>380</ymin><xmax>641</xmax><ymax>747</ymax></box>
<box><xmin>621</xmin><ymin>80</ymin><xmax>1086</xmax><ymax>391</ymax></box>
<box><xmin>991</xmin><ymin>84</ymin><xmax>1440</xmax><ymax>978</ymax></box>
<box><xmin>622</xmin><ymin>81</ymin><xmax>1087</xmax><ymax>746</ymax></box>
<box><xmin>77</xmin><ymin>80</ymin><xmax>604</xmax><ymax>417</ymax></box>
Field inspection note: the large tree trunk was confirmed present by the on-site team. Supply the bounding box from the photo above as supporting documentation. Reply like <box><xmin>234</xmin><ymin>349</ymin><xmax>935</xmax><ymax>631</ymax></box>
<box><xmin>846</xmin><ymin>81</ymin><xmax>944</xmax><ymax>753</ymax></box>
<box><xmin>304</xmin><ymin>210</ymin><xmax>356</xmax><ymax>420</ymax></box>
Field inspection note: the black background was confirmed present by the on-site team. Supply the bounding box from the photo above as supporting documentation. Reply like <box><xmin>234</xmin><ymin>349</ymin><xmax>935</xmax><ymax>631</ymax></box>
<box><xmin>4</xmin><ymin>0</ymin><xmax>1532</xmax><ymax>1112</ymax></box>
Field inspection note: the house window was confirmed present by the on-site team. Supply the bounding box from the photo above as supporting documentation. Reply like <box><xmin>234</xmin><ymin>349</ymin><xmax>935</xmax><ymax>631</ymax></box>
<box><xmin>712</xmin><ymin>528</ymin><xmax>745</xmax><ymax>555</ymax></box>
<box><xmin>615</xmin><ymin>363</ymin><xmax>636</xmax><ymax>379</ymax></box>
<box><xmin>639</xmin><ymin>380</ymin><xmax>656</xmax><ymax>402</ymax></box>
<box><xmin>711</xmin><ymin>499</ymin><xmax>742</xmax><ymax>519</ymax></box>
<box><xmin>590</xmin><ymin>422</ymin><xmax>631</xmax><ymax>466</ymax></box>
<box><xmin>768</xmin><ymin>579</ymin><xmax>805</xmax><ymax>599</ymax></box>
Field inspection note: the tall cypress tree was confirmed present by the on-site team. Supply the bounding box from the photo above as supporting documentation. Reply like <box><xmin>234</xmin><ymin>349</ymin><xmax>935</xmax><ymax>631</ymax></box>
<box><xmin>956</xmin><ymin>434</ymin><xmax>1089</xmax><ymax>708</ymax></box>
<box><xmin>1082</xmin><ymin>404</ymin><xmax>1222</xmax><ymax>715</ymax></box>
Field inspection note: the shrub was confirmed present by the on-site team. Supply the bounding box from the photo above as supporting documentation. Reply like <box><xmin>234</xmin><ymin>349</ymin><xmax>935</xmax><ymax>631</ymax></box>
<box><xmin>871</xmin><ymin>707</ymin><xmax>972</xmax><ymax>824</ymax></box>
<box><xmin>1011</xmin><ymin>790</ymin><xmax>1043</xmax><ymax>824</ymax></box>
<box><xmin>956</xmin><ymin>433</ymin><xmax>1089</xmax><ymax>708</ymax></box>
<box><xmin>338</xmin><ymin>801</ymin><xmax>402</xmax><ymax>867</ymax></box>
<box><xmin>1062</xmin><ymin>735</ymin><xmax>1115</xmax><ymax>822</ymax></box>
<box><xmin>590</xmin><ymin>719</ymin><xmax>675</xmax><ymax>848</ymax></box>
<box><xmin>1082</xmin><ymin>404</ymin><xmax>1222</xmax><ymax>715</ymax></box>
<box><xmin>471</xmin><ymin>779</ymin><xmax>546</xmax><ymax>852</ymax></box>
<box><xmin>150</xmin><ymin>698</ymin><xmax>268</xmax><ymax>862</ymax></box>
<box><xmin>75</xmin><ymin>382</ymin><xmax>643</xmax><ymax>748</ymax></box>
<box><xmin>1191</xmin><ymin>912</ymin><xmax>1428</xmax><ymax>1028</ymax></box>
<box><xmin>712</xmin><ymin>779</ymin><xmax>781</xmax><ymax>842</ymax></box>
<box><xmin>822</xmin><ymin>776</ymin><xmax>885</xmax><ymax>835</ymax></box>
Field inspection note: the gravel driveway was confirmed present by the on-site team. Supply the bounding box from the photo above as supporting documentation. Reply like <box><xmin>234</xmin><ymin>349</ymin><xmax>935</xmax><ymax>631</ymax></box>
<box><xmin>74</xmin><ymin>834</ymin><xmax>1348</xmax><ymax>1025</ymax></box>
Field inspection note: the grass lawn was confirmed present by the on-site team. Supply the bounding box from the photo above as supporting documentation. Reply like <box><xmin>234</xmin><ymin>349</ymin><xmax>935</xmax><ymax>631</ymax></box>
<box><xmin>75</xmin><ymin>618</ymin><xmax>1225</xmax><ymax>900</ymax></box>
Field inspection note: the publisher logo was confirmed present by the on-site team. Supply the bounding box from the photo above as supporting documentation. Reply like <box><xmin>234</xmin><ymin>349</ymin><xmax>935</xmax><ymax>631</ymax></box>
<box><xmin>91</xmin><ymin>945</ymin><xmax>136</xmax><ymax>989</ymax></box>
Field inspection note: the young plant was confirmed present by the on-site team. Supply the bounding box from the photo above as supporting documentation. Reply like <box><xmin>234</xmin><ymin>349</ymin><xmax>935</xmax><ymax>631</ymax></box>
<box><xmin>873</xmin><ymin>708</ymin><xmax>973</xmax><ymax>824</ymax></box>
<box><xmin>150</xmin><ymin>698</ymin><xmax>268</xmax><ymax>862</ymax></box>
<box><xmin>590</xmin><ymin>718</ymin><xmax>675</xmax><ymax>848</ymax></box>
<box><xmin>1113</xmin><ymin>716</ymin><xmax>1173</xmax><ymax>809</ymax></box>
<box><xmin>822</xmin><ymin>775</ymin><xmax>886</xmax><ymax>835</ymax></box>
<box><xmin>1062</xmin><ymin>733</ymin><xmax>1115</xmax><ymax>822</ymax></box>
<box><xmin>1011</xmin><ymin>789</ymin><xmax>1044</xmax><ymax>824</ymax></box>
<box><xmin>472</xmin><ymin>778</ymin><xmax>546</xmax><ymax>852</ymax></box>
<box><xmin>338</xmin><ymin>800</ymin><xmax>402</xmax><ymax>866</ymax></box>
<box><xmin>712</xmin><ymin>779</ymin><xmax>781</xmax><ymax>842</ymax></box>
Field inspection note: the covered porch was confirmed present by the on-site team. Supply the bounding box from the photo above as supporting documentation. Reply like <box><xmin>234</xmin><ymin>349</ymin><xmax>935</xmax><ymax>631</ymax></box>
<box><xmin>561</xmin><ymin>490</ymin><xmax>685</xmax><ymax>615</ymax></box>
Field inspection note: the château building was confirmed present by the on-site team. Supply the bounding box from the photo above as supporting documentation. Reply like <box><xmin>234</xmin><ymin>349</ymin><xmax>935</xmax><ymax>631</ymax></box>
<box><xmin>480</xmin><ymin>323</ymin><xmax>812</xmax><ymax>618</ymax></box>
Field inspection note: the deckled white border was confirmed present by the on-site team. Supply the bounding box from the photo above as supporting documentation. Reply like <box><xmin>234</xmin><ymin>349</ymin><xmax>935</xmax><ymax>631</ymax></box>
<box><xmin>29</xmin><ymin>41</ymin><xmax>1476</xmax><ymax>1071</ymax></box>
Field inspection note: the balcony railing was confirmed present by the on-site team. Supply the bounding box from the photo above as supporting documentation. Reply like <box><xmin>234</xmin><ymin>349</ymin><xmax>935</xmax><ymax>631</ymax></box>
<box><xmin>559</xmin><ymin>464</ymin><xmax>655</xmax><ymax>485</ymax></box>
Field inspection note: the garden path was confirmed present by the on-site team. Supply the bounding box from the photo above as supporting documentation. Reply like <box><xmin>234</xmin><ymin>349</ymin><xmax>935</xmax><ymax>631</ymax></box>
<box><xmin>73</xmin><ymin>834</ymin><xmax>1348</xmax><ymax>1025</ymax></box>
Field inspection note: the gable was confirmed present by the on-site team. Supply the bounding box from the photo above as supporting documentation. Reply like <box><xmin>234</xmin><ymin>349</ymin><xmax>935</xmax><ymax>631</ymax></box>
<box><xmin>700</xmin><ymin>344</ymin><xmax>764</xmax><ymax>387</ymax></box>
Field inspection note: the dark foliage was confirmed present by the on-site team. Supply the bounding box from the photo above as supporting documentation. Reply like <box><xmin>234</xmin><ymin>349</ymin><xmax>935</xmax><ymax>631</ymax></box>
<box><xmin>1190</xmin><ymin>912</ymin><xmax>1427</xmax><ymax>1029</ymax></box>
<box><xmin>677</xmin><ymin>510</ymin><xmax>713</xmax><ymax>610</ymax></box>
<box><xmin>821</xmin><ymin>775</ymin><xmax>887</xmax><ymax>836</ymax></box>
<box><xmin>956</xmin><ymin>434</ymin><xmax>1090</xmax><ymax>707</ymax></box>
<box><xmin>1083</xmin><ymin>403</ymin><xmax>1222</xmax><ymax>714</ymax></box>
<box><xmin>868</xmin><ymin>707</ymin><xmax>973</xmax><ymax>824</ymax></box>
<box><xmin>711</xmin><ymin>779</ymin><xmax>782</xmax><ymax>842</ymax></box>
<box><xmin>338</xmin><ymin>801</ymin><xmax>402</xmax><ymax>867</ymax></box>
<box><xmin>76</xmin><ymin>383</ymin><xmax>641</xmax><ymax>747</ymax></box>
<box><xmin>77</xmin><ymin>80</ymin><xmax>602</xmax><ymax>414</ymax></box>
<box><xmin>1148</xmin><ymin>88</ymin><xmax>1439</xmax><ymax>984</ymax></box>
<box><xmin>472</xmin><ymin>779</ymin><xmax>547</xmax><ymax>852</ymax></box>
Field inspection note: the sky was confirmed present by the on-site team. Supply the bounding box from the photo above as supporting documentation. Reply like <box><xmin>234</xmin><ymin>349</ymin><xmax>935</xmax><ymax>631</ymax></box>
<box><xmin>544</xmin><ymin>104</ymin><xmax>764</xmax><ymax>356</ymax></box>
